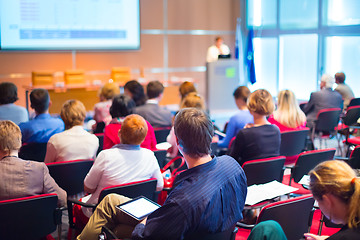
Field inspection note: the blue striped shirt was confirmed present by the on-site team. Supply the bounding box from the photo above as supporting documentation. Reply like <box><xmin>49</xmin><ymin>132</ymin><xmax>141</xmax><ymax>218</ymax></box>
<box><xmin>132</xmin><ymin>155</ymin><xmax>247</xmax><ymax>240</ymax></box>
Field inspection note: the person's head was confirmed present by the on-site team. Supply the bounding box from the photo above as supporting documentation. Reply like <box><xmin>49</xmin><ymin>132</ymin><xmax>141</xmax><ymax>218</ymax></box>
<box><xmin>174</xmin><ymin>108</ymin><xmax>213</xmax><ymax>158</ymax></box>
<box><xmin>233</xmin><ymin>86</ymin><xmax>251</xmax><ymax>109</ymax></box>
<box><xmin>275</xmin><ymin>89</ymin><xmax>306</xmax><ymax>128</ymax></box>
<box><xmin>247</xmin><ymin>89</ymin><xmax>275</xmax><ymax>116</ymax></box>
<box><xmin>99</xmin><ymin>82</ymin><xmax>120</xmax><ymax>101</ymax></box>
<box><xmin>0</xmin><ymin>120</ymin><xmax>22</xmax><ymax>154</ymax></box>
<box><xmin>30</xmin><ymin>88</ymin><xmax>50</xmax><ymax>114</ymax></box>
<box><xmin>335</xmin><ymin>72</ymin><xmax>346</xmax><ymax>84</ymax></box>
<box><xmin>60</xmin><ymin>100</ymin><xmax>86</xmax><ymax>129</ymax></box>
<box><xmin>179</xmin><ymin>81</ymin><xmax>197</xmax><ymax>100</ymax></box>
<box><xmin>309</xmin><ymin>160</ymin><xmax>360</xmax><ymax>228</ymax></box>
<box><xmin>119</xmin><ymin>114</ymin><xmax>148</xmax><ymax>145</ymax></box>
<box><xmin>180</xmin><ymin>92</ymin><xmax>205</xmax><ymax>110</ymax></box>
<box><xmin>146</xmin><ymin>81</ymin><xmax>164</xmax><ymax>99</ymax></box>
<box><xmin>109</xmin><ymin>94</ymin><xmax>136</xmax><ymax>119</ymax></box>
<box><xmin>215</xmin><ymin>36</ymin><xmax>223</xmax><ymax>48</ymax></box>
<box><xmin>320</xmin><ymin>74</ymin><xmax>335</xmax><ymax>89</ymax></box>
<box><xmin>0</xmin><ymin>82</ymin><xmax>18</xmax><ymax>105</ymax></box>
<box><xmin>124</xmin><ymin>80</ymin><xmax>146</xmax><ymax>106</ymax></box>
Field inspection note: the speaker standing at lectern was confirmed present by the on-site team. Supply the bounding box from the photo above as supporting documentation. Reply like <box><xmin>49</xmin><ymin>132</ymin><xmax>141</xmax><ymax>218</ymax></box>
<box><xmin>206</xmin><ymin>36</ymin><xmax>231</xmax><ymax>62</ymax></box>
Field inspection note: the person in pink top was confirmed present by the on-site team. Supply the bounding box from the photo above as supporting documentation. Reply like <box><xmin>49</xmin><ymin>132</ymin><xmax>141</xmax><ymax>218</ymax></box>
<box><xmin>103</xmin><ymin>94</ymin><xmax>157</xmax><ymax>150</ymax></box>
<box><xmin>268</xmin><ymin>90</ymin><xmax>307</xmax><ymax>132</ymax></box>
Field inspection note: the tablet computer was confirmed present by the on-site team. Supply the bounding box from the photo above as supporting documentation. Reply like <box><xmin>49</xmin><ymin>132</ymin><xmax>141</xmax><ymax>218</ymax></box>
<box><xmin>116</xmin><ymin>196</ymin><xmax>161</xmax><ymax>221</ymax></box>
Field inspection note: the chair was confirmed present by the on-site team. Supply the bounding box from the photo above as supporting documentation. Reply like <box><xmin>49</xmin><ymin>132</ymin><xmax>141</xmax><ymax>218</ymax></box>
<box><xmin>154</xmin><ymin>149</ymin><xmax>167</xmax><ymax>168</ymax></box>
<box><xmin>348</xmin><ymin>97</ymin><xmax>360</xmax><ymax>108</ymax></box>
<box><xmin>0</xmin><ymin>193</ymin><xmax>62</xmax><ymax>240</ymax></box>
<box><xmin>32</xmin><ymin>71</ymin><xmax>54</xmax><ymax>86</ymax></box>
<box><xmin>336</xmin><ymin>145</ymin><xmax>360</xmax><ymax>169</ymax></box>
<box><xmin>311</xmin><ymin>108</ymin><xmax>342</xmax><ymax>150</ymax></box>
<box><xmin>111</xmin><ymin>67</ymin><xmax>131</xmax><ymax>85</ymax></box>
<box><xmin>64</xmin><ymin>69</ymin><xmax>85</xmax><ymax>85</ymax></box>
<box><xmin>279</xmin><ymin>128</ymin><xmax>309</xmax><ymax>165</ymax></box>
<box><xmin>67</xmin><ymin>178</ymin><xmax>158</xmax><ymax>229</ymax></box>
<box><xmin>237</xmin><ymin>195</ymin><xmax>315</xmax><ymax>240</ymax></box>
<box><xmin>242</xmin><ymin>156</ymin><xmax>286</xmax><ymax>186</ymax></box>
<box><xmin>95</xmin><ymin>133</ymin><xmax>104</xmax><ymax>156</ymax></box>
<box><xmin>283</xmin><ymin>148</ymin><xmax>336</xmax><ymax>194</ymax></box>
<box><xmin>99</xmin><ymin>225</ymin><xmax>238</xmax><ymax>240</ymax></box>
<box><xmin>154</xmin><ymin>127</ymin><xmax>172</xmax><ymax>143</ymax></box>
<box><xmin>18</xmin><ymin>142</ymin><xmax>47</xmax><ymax>162</ymax></box>
<box><xmin>46</xmin><ymin>159</ymin><xmax>94</xmax><ymax>196</ymax></box>
<box><xmin>336</xmin><ymin>106</ymin><xmax>360</xmax><ymax>155</ymax></box>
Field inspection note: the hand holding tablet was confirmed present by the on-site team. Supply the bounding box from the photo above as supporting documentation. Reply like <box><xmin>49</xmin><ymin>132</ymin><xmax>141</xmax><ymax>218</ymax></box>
<box><xmin>116</xmin><ymin>196</ymin><xmax>161</xmax><ymax>221</ymax></box>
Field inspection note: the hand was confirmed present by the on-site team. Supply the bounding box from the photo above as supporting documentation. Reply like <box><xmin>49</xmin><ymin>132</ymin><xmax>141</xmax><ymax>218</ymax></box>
<box><xmin>212</xmin><ymin>135</ymin><xmax>219</xmax><ymax>143</ymax></box>
<box><xmin>244</xmin><ymin>123</ymin><xmax>254</xmax><ymax>129</ymax></box>
<box><xmin>304</xmin><ymin>233</ymin><xmax>329</xmax><ymax>240</ymax></box>
<box><xmin>140</xmin><ymin>217</ymin><xmax>147</xmax><ymax>225</ymax></box>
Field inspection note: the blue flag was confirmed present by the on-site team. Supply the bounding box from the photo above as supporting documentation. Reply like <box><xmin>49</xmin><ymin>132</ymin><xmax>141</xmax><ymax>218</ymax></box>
<box><xmin>246</xmin><ymin>29</ymin><xmax>256</xmax><ymax>84</ymax></box>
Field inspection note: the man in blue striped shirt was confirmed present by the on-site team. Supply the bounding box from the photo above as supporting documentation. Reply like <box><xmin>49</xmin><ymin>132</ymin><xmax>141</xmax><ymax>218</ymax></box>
<box><xmin>78</xmin><ymin>108</ymin><xmax>247</xmax><ymax>240</ymax></box>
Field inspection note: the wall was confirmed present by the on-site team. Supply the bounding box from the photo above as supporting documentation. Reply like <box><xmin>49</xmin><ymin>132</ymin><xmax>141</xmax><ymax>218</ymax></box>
<box><xmin>0</xmin><ymin>0</ymin><xmax>241</xmax><ymax>112</ymax></box>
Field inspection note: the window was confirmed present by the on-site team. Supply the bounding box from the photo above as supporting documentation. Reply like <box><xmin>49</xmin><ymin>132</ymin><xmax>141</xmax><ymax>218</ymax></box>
<box><xmin>280</xmin><ymin>0</ymin><xmax>318</xmax><ymax>29</ymax></box>
<box><xmin>247</xmin><ymin>0</ymin><xmax>276</xmax><ymax>29</ymax></box>
<box><xmin>323</xmin><ymin>0</ymin><xmax>360</xmax><ymax>26</ymax></box>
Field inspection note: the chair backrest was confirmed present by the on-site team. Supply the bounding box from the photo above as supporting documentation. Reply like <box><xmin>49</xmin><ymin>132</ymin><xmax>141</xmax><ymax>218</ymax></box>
<box><xmin>154</xmin><ymin>149</ymin><xmax>167</xmax><ymax>168</ymax></box>
<box><xmin>46</xmin><ymin>159</ymin><xmax>94</xmax><ymax>196</ymax></box>
<box><xmin>184</xmin><ymin>226</ymin><xmax>237</xmax><ymax>240</ymax></box>
<box><xmin>210</xmin><ymin>142</ymin><xmax>218</xmax><ymax>156</ymax></box>
<box><xmin>0</xmin><ymin>193</ymin><xmax>60</xmax><ymax>239</ymax></box>
<box><xmin>242</xmin><ymin>156</ymin><xmax>286</xmax><ymax>186</ymax></box>
<box><xmin>348</xmin><ymin>97</ymin><xmax>360</xmax><ymax>108</ymax></box>
<box><xmin>154</xmin><ymin>127</ymin><xmax>172</xmax><ymax>143</ymax></box>
<box><xmin>349</xmin><ymin>145</ymin><xmax>360</xmax><ymax>169</ymax></box>
<box><xmin>291</xmin><ymin>148</ymin><xmax>336</xmax><ymax>183</ymax></box>
<box><xmin>18</xmin><ymin>142</ymin><xmax>48</xmax><ymax>162</ymax></box>
<box><xmin>95</xmin><ymin>133</ymin><xmax>104</xmax><ymax>156</ymax></box>
<box><xmin>257</xmin><ymin>194</ymin><xmax>314</xmax><ymax>240</ymax></box>
<box><xmin>342</xmin><ymin>106</ymin><xmax>360</xmax><ymax>126</ymax></box>
<box><xmin>280</xmin><ymin>128</ymin><xmax>310</xmax><ymax>157</ymax></box>
<box><xmin>98</xmin><ymin>178</ymin><xmax>158</xmax><ymax>203</ymax></box>
<box><xmin>315</xmin><ymin>108</ymin><xmax>342</xmax><ymax>132</ymax></box>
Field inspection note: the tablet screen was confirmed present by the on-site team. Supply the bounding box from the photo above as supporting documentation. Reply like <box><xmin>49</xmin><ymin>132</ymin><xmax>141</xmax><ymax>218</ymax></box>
<box><xmin>116</xmin><ymin>196</ymin><xmax>160</xmax><ymax>221</ymax></box>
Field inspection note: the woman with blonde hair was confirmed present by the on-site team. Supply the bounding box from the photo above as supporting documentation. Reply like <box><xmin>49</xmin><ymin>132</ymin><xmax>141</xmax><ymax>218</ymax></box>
<box><xmin>304</xmin><ymin>160</ymin><xmax>360</xmax><ymax>239</ymax></box>
<box><xmin>45</xmin><ymin>100</ymin><xmax>99</xmax><ymax>163</ymax></box>
<box><xmin>229</xmin><ymin>89</ymin><xmax>280</xmax><ymax>166</ymax></box>
<box><xmin>268</xmin><ymin>90</ymin><xmax>306</xmax><ymax>132</ymax></box>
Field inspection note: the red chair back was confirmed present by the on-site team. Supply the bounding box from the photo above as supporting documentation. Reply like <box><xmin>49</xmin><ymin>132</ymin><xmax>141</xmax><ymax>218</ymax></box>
<box><xmin>242</xmin><ymin>156</ymin><xmax>286</xmax><ymax>186</ymax></box>
<box><xmin>154</xmin><ymin>127</ymin><xmax>172</xmax><ymax>143</ymax></box>
<box><xmin>342</xmin><ymin>106</ymin><xmax>360</xmax><ymax>126</ymax></box>
<box><xmin>0</xmin><ymin>193</ymin><xmax>61</xmax><ymax>239</ymax></box>
<box><xmin>280</xmin><ymin>128</ymin><xmax>309</xmax><ymax>157</ymax></box>
<box><xmin>315</xmin><ymin>108</ymin><xmax>342</xmax><ymax>133</ymax></box>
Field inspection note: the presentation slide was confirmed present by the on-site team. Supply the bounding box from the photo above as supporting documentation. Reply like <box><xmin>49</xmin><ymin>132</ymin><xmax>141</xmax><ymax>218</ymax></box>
<box><xmin>0</xmin><ymin>0</ymin><xmax>140</xmax><ymax>50</ymax></box>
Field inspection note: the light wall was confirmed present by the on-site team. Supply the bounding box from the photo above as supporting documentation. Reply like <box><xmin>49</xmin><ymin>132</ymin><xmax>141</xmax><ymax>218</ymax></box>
<box><xmin>0</xmin><ymin>0</ymin><xmax>241</xmax><ymax>112</ymax></box>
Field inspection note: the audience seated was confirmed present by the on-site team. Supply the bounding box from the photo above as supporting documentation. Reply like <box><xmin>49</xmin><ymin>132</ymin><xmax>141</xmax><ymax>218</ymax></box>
<box><xmin>0</xmin><ymin>82</ymin><xmax>28</xmax><ymax>125</ymax></box>
<box><xmin>268</xmin><ymin>89</ymin><xmax>306</xmax><ymax>132</ymax></box>
<box><xmin>124</xmin><ymin>80</ymin><xmax>146</xmax><ymax>107</ymax></box>
<box><xmin>167</xmin><ymin>92</ymin><xmax>206</xmax><ymax>158</ymax></box>
<box><xmin>80</xmin><ymin>114</ymin><xmax>163</xmax><ymax>218</ymax></box>
<box><xmin>103</xmin><ymin>94</ymin><xmax>157</xmax><ymax>150</ymax></box>
<box><xmin>334</xmin><ymin>72</ymin><xmax>354</xmax><ymax>110</ymax></box>
<box><xmin>229</xmin><ymin>89</ymin><xmax>280</xmax><ymax>166</ymax></box>
<box><xmin>0</xmin><ymin>120</ymin><xmax>66</xmax><ymax>206</ymax></box>
<box><xmin>179</xmin><ymin>81</ymin><xmax>197</xmax><ymax>101</ymax></box>
<box><xmin>135</xmin><ymin>80</ymin><xmax>173</xmax><ymax>128</ymax></box>
<box><xmin>304</xmin><ymin>160</ymin><xmax>360</xmax><ymax>240</ymax></box>
<box><xmin>93</xmin><ymin>82</ymin><xmax>120</xmax><ymax>133</ymax></box>
<box><xmin>77</xmin><ymin>108</ymin><xmax>247</xmax><ymax>240</ymax></box>
<box><xmin>217</xmin><ymin>86</ymin><xmax>253</xmax><ymax>148</ymax></box>
<box><xmin>302</xmin><ymin>74</ymin><xmax>343</xmax><ymax>128</ymax></box>
<box><xmin>44</xmin><ymin>100</ymin><xmax>99</xmax><ymax>163</ymax></box>
<box><xmin>19</xmin><ymin>88</ymin><xmax>64</xmax><ymax>143</ymax></box>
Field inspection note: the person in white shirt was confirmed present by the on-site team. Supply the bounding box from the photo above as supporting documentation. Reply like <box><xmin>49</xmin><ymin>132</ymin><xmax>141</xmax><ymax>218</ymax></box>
<box><xmin>81</xmin><ymin>114</ymin><xmax>164</xmax><ymax>218</ymax></box>
<box><xmin>44</xmin><ymin>99</ymin><xmax>99</xmax><ymax>163</ymax></box>
<box><xmin>206</xmin><ymin>36</ymin><xmax>230</xmax><ymax>62</ymax></box>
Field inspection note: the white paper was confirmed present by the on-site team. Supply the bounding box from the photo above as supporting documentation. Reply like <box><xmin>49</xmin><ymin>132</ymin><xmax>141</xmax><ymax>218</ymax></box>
<box><xmin>156</xmin><ymin>142</ymin><xmax>172</xmax><ymax>150</ymax></box>
<box><xmin>298</xmin><ymin>175</ymin><xmax>310</xmax><ymax>186</ymax></box>
<box><xmin>245</xmin><ymin>180</ymin><xmax>298</xmax><ymax>205</ymax></box>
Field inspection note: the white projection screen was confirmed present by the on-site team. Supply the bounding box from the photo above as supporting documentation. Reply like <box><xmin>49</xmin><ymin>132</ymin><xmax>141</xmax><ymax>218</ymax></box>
<box><xmin>0</xmin><ymin>0</ymin><xmax>140</xmax><ymax>50</ymax></box>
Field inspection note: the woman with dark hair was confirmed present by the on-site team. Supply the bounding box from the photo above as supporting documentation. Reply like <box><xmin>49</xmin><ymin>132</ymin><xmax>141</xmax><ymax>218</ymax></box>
<box><xmin>304</xmin><ymin>160</ymin><xmax>360</xmax><ymax>240</ymax></box>
<box><xmin>103</xmin><ymin>94</ymin><xmax>157</xmax><ymax>150</ymax></box>
<box><xmin>124</xmin><ymin>80</ymin><xmax>146</xmax><ymax>107</ymax></box>
<box><xmin>0</xmin><ymin>82</ymin><xmax>28</xmax><ymax>124</ymax></box>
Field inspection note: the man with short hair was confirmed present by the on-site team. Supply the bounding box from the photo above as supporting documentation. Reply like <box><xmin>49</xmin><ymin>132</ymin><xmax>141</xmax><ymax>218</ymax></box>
<box><xmin>135</xmin><ymin>81</ymin><xmax>172</xmax><ymax>128</ymax></box>
<box><xmin>302</xmin><ymin>74</ymin><xmax>343</xmax><ymax>128</ymax></box>
<box><xmin>334</xmin><ymin>72</ymin><xmax>354</xmax><ymax>110</ymax></box>
<box><xmin>77</xmin><ymin>108</ymin><xmax>247</xmax><ymax>240</ymax></box>
<box><xmin>19</xmin><ymin>88</ymin><xmax>64</xmax><ymax>143</ymax></box>
<box><xmin>206</xmin><ymin>36</ymin><xmax>231</xmax><ymax>62</ymax></box>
